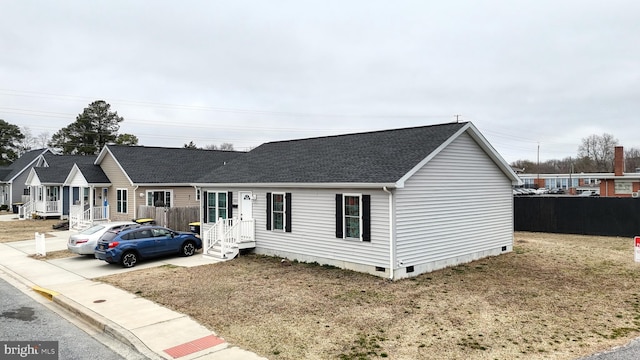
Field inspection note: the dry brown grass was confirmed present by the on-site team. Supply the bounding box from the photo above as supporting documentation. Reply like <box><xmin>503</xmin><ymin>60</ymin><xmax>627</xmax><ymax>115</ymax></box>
<box><xmin>0</xmin><ymin>218</ymin><xmax>64</xmax><ymax>242</ymax></box>
<box><xmin>95</xmin><ymin>232</ymin><xmax>640</xmax><ymax>360</ymax></box>
<box><xmin>29</xmin><ymin>249</ymin><xmax>76</xmax><ymax>260</ymax></box>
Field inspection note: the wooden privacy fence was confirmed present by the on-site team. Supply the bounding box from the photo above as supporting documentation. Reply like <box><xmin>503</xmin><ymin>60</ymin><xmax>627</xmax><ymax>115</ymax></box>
<box><xmin>514</xmin><ymin>196</ymin><xmax>640</xmax><ymax>237</ymax></box>
<box><xmin>136</xmin><ymin>206</ymin><xmax>199</xmax><ymax>232</ymax></box>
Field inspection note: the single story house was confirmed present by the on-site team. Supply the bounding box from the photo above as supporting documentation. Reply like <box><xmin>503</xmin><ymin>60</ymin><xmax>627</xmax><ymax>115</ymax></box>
<box><xmin>195</xmin><ymin>121</ymin><xmax>521</xmax><ymax>279</ymax></box>
<box><xmin>0</xmin><ymin>148</ymin><xmax>50</xmax><ymax>209</ymax></box>
<box><xmin>23</xmin><ymin>154</ymin><xmax>99</xmax><ymax>220</ymax></box>
<box><xmin>94</xmin><ymin>145</ymin><xmax>245</xmax><ymax>222</ymax></box>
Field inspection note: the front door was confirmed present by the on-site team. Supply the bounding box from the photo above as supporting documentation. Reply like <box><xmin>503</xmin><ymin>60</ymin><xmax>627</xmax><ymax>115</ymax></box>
<box><xmin>239</xmin><ymin>191</ymin><xmax>253</xmax><ymax>221</ymax></box>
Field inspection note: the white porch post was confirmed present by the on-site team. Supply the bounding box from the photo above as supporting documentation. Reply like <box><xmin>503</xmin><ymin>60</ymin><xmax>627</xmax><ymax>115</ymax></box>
<box><xmin>89</xmin><ymin>186</ymin><xmax>95</xmax><ymax>223</ymax></box>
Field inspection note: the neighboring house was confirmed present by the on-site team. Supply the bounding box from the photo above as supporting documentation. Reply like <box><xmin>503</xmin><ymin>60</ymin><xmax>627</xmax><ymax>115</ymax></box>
<box><xmin>518</xmin><ymin>147</ymin><xmax>640</xmax><ymax>197</ymax></box>
<box><xmin>23</xmin><ymin>154</ymin><xmax>97</xmax><ymax>219</ymax></box>
<box><xmin>195</xmin><ymin>122</ymin><xmax>521</xmax><ymax>280</ymax></box>
<box><xmin>64</xmin><ymin>163</ymin><xmax>112</xmax><ymax>228</ymax></box>
<box><xmin>0</xmin><ymin>149</ymin><xmax>50</xmax><ymax>209</ymax></box>
<box><xmin>94</xmin><ymin>145</ymin><xmax>245</xmax><ymax>222</ymax></box>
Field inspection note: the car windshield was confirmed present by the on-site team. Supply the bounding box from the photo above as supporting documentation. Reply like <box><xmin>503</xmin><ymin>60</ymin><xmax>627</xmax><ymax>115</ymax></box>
<box><xmin>80</xmin><ymin>225</ymin><xmax>106</xmax><ymax>235</ymax></box>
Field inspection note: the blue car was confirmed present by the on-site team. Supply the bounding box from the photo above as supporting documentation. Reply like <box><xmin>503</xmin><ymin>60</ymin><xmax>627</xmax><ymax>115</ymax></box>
<box><xmin>94</xmin><ymin>225</ymin><xmax>202</xmax><ymax>268</ymax></box>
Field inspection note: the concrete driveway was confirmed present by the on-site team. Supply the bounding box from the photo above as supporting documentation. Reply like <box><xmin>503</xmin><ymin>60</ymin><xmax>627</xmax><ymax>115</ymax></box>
<box><xmin>4</xmin><ymin>226</ymin><xmax>220</xmax><ymax>279</ymax></box>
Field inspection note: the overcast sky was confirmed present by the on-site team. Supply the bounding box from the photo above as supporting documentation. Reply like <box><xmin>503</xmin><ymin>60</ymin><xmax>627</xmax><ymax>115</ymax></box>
<box><xmin>1</xmin><ymin>0</ymin><xmax>639</xmax><ymax>163</ymax></box>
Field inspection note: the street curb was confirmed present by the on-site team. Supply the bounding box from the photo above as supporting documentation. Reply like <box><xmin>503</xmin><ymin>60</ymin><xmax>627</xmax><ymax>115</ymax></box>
<box><xmin>51</xmin><ymin>294</ymin><xmax>164</xmax><ymax>360</ymax></box>
<box><xmin>0</xmin><ymin>262</ymin><xmax>163</xmax><ymax>360</ymax></box>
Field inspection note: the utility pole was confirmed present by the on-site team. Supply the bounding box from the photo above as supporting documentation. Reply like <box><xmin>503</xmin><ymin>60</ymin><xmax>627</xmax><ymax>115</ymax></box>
<box><xmin>536</xmin><ymin>143</ymin><xmax>540</xmax><ymax>188</ymax></box>
<box><xmin>454</xmin><ymin>114</ymin><xmax>461</xmax><ymax>123</ymax></box>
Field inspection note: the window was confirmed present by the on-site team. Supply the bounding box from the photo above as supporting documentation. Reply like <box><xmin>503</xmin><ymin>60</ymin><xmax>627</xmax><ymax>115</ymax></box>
<box><xmin>335</xmin><ymin>193</ymin><xmax>370</xmax><ymax>241</ymax></box>
<box><xmin>344</xmin><ymin>195</ymin><xmax>360</xmax><ymax>238</ymax></box>
<box><xmin>204</xmin><ymin>191</ymin><xmax>232</xmax><ymax>223</ymax></box>
<box><xmin>116</xmin><ymin>189</ymin><xmax>128</xmax><ymax>214</ymax></box>
<box><xmin>147</xmin><ymin>190</ymin><xmax>172</xmax><ymax>207</ymax></box>
<box><xmin>47</xmin><ymin>187</ymin><xmax>59</xmax><ymax>201</ymax></box>
<box><xmin>266</xmin><ymin>192</ymin><xmax>292</xmax><ymax>232</ymax></box>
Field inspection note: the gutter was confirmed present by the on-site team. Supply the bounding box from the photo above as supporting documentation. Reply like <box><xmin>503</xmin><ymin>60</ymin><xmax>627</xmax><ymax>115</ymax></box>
<box><xmin>383</xmin><ymin>186</ymin><xmax>394</xmax><ymax>280</ymax></box>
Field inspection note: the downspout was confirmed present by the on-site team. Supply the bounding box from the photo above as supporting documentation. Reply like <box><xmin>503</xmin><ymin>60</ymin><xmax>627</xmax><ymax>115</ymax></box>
<box><xmin>133</xmin><ymin>185</ymin><xmax>139</xmax><ymax>219</ymax></box>
<box><xmin>383</xmin><ymin>186</ymin><xmax>394</xmax><ymax>280</ymax></box>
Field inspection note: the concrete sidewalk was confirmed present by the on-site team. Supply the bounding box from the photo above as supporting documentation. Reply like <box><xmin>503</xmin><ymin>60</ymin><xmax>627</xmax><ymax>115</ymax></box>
<box><xmin>0</xmin><ymin>223</ymin><xmax>266</xmax><ymax>360</ymax></box>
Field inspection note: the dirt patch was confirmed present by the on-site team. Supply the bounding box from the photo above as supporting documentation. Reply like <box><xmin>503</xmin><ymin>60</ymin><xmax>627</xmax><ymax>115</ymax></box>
<box><xmin>29</xmin><ymin>249</ymin><xmax>77</xmax><ymax>260</ymax></box>
<box><xmin>96</xmin><ymin>232</ymin><xmax>640</xmax><ymax>360</ymax></box>
<box><xmin>0</xmin><ymin>219</ymin><xmax>66</xmax><ymax>243</ymax></box>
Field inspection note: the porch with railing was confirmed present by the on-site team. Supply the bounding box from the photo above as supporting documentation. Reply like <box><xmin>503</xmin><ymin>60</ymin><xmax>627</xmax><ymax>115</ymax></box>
<box><xmin>34</xmin><ymin>200</ymin><xmax>61</xmax><ymax>214</ymax></box>
<box><xmin>69</xmin><ymin>204</ymin><xmax>110</xmax><ymax>230</ymax></box>
<box><xmin>202</xmin><ymin>218</ymin><xmax>255</xmax><ymax>261</ymax></box>
<box><xmin>18</xmin><ymin>201</ymin><xmax>33</xmax><ymax>220</ymax></box>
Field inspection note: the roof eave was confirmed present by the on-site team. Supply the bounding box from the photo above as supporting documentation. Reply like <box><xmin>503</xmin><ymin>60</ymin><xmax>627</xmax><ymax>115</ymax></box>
<box><xmin>192</xmin><ymin>182</ymin><xmax>399</xmax><ymax>189</ymax></box>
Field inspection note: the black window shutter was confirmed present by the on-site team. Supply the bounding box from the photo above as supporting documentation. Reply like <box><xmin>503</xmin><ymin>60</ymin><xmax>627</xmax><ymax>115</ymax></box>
<box><xmin>266</xmin><ymin>192</ymin><xmax>272</xmax><ymax>230</ymax></box>
<box><xmin>362</xmin><ymin>195</ymin><xmax>371</xmax><ymax>242</ymax></box>
<box><xmin>335</xmin><ymin>194</ymin><xmax>343</xmax><ymax>238</ymax></box>
<box><xmin>227</xmin><ymin>191</ymin><xmax>233</xmax><ymax>219</ymax></box>
<box><xmin>285</xmin><ymin>192</ymin><xmax>292</xmax><ymax>232</ymax></box>
<box><xmin>203</xmin><ymin>191</ymin><xmax>208</xmax><ymax>223</ymax></box>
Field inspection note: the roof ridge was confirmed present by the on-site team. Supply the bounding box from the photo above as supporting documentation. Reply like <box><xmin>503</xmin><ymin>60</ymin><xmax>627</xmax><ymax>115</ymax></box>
<box><xmin>262</xmin><ymin>121</ymin><xmax>467</xmax><ymax>145</ymax></box>
<box><xmin>107</xmin><ymin>144</ymin><xmax>245</xmax><ymax>153</ymax></box>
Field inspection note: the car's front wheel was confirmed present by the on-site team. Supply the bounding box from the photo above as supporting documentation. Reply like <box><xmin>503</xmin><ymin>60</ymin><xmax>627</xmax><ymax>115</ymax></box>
<box><xmin>181</xmin><ymin>241</ymin><xmax>196</xmax><ymax>257</ymax></box>
<box><xmin>121</xmin><ymin>251</ymin><xmax>138</xmax><ymax>268</ymax></box>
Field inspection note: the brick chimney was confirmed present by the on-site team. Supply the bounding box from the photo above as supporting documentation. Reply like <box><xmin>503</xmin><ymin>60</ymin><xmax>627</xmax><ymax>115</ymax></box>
<box><xmin>614</xmin><ymin>146</ymin><xmax>624</xmax><ymax>176</ymax></box>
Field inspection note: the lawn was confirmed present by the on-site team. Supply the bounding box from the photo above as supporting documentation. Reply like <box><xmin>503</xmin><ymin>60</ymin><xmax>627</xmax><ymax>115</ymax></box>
<box><xmin>0</xmin><ymin>216</ymin><xmax>64</xmax><ymax>243</ymax></box>
<box><xmin>95</xmin><ymin>232</ymin><xmax>640</xmax><ymax>360</ymax></box>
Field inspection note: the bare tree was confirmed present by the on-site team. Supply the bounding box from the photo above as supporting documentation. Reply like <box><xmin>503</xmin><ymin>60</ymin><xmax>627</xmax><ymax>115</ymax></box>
<box><xmin>18</xmin><ymin>126</ymin><xmax>36</xmax><ymax>155</ymax></box>
<box><xmin>577</xmin><ymin>133</ymin><xmax>618</xmax><ymax>172</ymax></box>
<box><xmin>37</xmin><ymin>132</ymin><xmax>50</xmax><ymax>148</ymax></box>
<box><xmin>204</xmin><ymin>143</ymin><xmax>234</xmax><ymax>151</ymax></box>
<box><xmin>219</xmin><ymin>143</ymin><xmax>234</xmax><ymax>151</ymax></box>
<box><xmin>626</xmin><ymin>147</ymin><xmax>640</xmax><ymax>173</ymax></box>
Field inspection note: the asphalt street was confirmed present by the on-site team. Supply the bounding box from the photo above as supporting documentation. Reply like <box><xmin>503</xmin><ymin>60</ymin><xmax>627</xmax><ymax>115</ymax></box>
<box><xmin>0</xmin><ymin>275</ymin><xmax>147</xmax><ymax>360</ymax></box>
<box><xmin>579</xmin><ymin>339</ymin><xmax>640</xmax><ymax>360</ymax></box>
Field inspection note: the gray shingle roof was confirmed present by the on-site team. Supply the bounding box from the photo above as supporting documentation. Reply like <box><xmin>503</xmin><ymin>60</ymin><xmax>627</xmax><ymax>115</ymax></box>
<box><xmin>199</xmin><ymin>122</ymin><xmax>467</xmax><ymax>184</ymax></box>
<box><xmin>76</xmin><ymin>164</ymin><xmax>110</xmax><ymax>184</ymax></box>
<box><xmin>1</xmin><ymin>148</ymin><xmax>49</xmax><ymax>181</ymax></box>
<box><xmin>33</xmin><ymin>154</ymin><xmax>99</xmax><ymax>184</ymax></box>
<box><xmin>105</xmin><ymin>145</ymin><xmax>244</xmax><ymax>184</ymax></box>
<box><xmin>44</xmin><ymin>153</ymin><xmax>96</xmax><ymax>167</ymax></box>
<box><xmin>32</xmin><ymin>167</ymin><xmax>70</xmax><ymax>184</ymax></box>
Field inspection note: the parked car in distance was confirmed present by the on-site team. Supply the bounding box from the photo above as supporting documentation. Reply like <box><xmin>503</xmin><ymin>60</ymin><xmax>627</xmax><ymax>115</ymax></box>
<box><xmin>67</xmin><ymin>221</ymin><xmax>137</xmax><ymax>255</ymax></box>
<box><xmin>94</xmin><ymin>225</ymin><xmax>202</xmax><ymax>268</ymax></box>
<box><xmin>578</xmin><ymin>190</ymin><xmax>599</xmax><ymax>197</ymax></box>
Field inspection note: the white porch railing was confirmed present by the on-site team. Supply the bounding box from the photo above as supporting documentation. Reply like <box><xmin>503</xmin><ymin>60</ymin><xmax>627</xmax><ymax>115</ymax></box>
<box><xmin>203</xmin><ymin>218</ymin><xmax>255</xmax><ymax>259</ymax></box>
<box><xmin>34</xmin><ymin>200</ymin><xmax>61</xmax><ymax>214</ymax></box>
<box><xmin>69</xmin><ymin>205</ymin><xmax>110</xmax><ymax>230</ymax></box>
<box><xmin>18</xmin><ymin>201</ymin><xmax>33</xmax><ymax>220</ymax></box>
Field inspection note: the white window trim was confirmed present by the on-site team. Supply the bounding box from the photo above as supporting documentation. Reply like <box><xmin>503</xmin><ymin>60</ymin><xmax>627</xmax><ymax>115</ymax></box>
<box><xmin>206</xmin><ymin>191</ymin><xmax>228</xmax><ymax>223</ymax></box>
<box><xmin>116</xmin><ymin>188</ymin><xmax>128</xmax><ymax>214</ymax></box>
<box><xmin>146</xmin><ymin>189</ymin><xmax>173</xmax><ymax>207</ymax></box>
<box><xmin>343</xmin><ymin>193</ymin><xmax>362</xmax><ymax>240</ymax></box>
<box><xmin>271</xmin><ymin>192</ymin><xmax>286</xmax><ymax>231</ymax></box>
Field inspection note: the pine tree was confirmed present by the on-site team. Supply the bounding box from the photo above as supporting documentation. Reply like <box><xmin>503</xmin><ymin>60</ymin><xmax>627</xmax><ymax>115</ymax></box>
<box><xmin>49</xmin><ymin>100</ymin><xmax>124</xmax><ymax>155</ymax></box>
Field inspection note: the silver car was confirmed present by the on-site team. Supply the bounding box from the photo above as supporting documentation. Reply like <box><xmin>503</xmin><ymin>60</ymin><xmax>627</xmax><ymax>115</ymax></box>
<box><xmin>67</xmin><ymin>221</ymin><xmax>137</xmax><ymax>255</ymax></box>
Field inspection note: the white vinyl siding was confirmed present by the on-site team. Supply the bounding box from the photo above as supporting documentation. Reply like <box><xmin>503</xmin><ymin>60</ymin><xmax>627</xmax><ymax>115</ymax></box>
<box><xmin>207</xmin><ymin>188</ymin><xmax>390</xmax><ymax>268</ymax></box>
<box><xmin>395</xmin><ymin>132</ymin><xmax>513</xmax><ymax>266</ymax></box>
